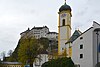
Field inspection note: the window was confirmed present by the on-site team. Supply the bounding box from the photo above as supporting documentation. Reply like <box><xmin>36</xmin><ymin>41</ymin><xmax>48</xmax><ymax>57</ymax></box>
<box><xmin>80</xmin><ymin>54</ymin><xmax>83</xmax><ymax>59</ymax></box>
<box><xmin>38</xmin><ymin>35</ymin><xmax>40</xmax><ymax>38</ymax></box>
<box><xmin>62</xmin><ymin>19</ymin><xmax>65</xmax><ymax>26</ymax></box>
<box><xmin>45</xmin><ymin>31</ymin><xmax>47</xmax><ymax>33</ymax></box>
<box><xmin>62</xmin><ymin>48</ymin><xmax>64</xmax><ymax>50</ymax></box>
<box><xmin>80</xmin><ymin>37</ymin><xmax>83</xmax><ymax>40</ymax></box>
<box><xmin>56</xmin><ymin>36</ymin><xmax>58</xmax><ymax>39</ymax></box>
<box><xmin>80</xmin><ymin>44</ymin><xmax>83</xmax><ymax>49</ymax></box>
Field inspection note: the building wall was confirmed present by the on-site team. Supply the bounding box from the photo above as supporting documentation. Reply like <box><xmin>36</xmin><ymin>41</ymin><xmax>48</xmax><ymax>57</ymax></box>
<box><xmin>58</xmin><ymin>11</ymin><xmax>71</xmax><ymax>55</ymax></box>
<box><xmin>93</xmin><ymin>22</ymin><xmax>100</xmax><ymax>67</ymax></box>
<box><xmin>0</xmin><ymin>62</ymin><xmax>24</xmax><ymax>67</ymax></box>
<box><xmin>0</xmin><ymin>65</ymin><xmax>24</xmax><ymax>67</ymax></box>
<box><xmin>59</xmin><ymin>26</ymin><xmax>69</xmax><ymax>53</ymax></box>
<box><xmin>31</xmin><ymin>27</ymin><xmax>49</xmax><ymax>39</ymax></box>
<box><xmin>72</xmin><ymin>22</ymin><xmax>100</xmax><ymax>67</ymax></box>
<box><xmin>33</xmin><ymin>54</ymin><xmax>48</xmax><ymax>67</ymax></box>
<box><xmin>20</xmin><ymin>26</ymin><xmax>50</xmax><ymax>39</ymax></box>
<box><xmin>72</xmin><ymin>27</ymin><xmax>93</xmax><ymax>67</ymax></box>
<box><xmin>46</xmin><ymin>33</ymin><xmax>58</xmax><ymax>40</ymax></box>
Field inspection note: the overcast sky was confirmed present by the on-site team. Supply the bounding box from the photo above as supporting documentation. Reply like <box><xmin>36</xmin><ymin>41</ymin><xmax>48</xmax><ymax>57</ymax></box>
<box><xmin>0</xmin><ymin>0</ymin><xmax>100</xmax><ymax>57</ymax></box>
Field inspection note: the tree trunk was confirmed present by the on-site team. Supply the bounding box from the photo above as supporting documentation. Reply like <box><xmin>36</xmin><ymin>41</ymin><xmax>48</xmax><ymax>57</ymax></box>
<box><xmin>30</xmin><ymin>64</ymin><xmax>33</xmax><ymax>67</ymax></box>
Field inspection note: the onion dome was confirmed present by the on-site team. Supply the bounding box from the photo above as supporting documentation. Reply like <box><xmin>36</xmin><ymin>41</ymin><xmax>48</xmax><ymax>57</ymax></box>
<box><xmin>59</xmin><ymin>3</ymin><xmax>71</xmax><ymax>12</ymax></box>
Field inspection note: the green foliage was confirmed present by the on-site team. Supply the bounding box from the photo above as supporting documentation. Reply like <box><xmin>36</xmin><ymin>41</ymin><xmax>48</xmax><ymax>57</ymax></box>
<box><xmin>6</xmin><ymin>37</ymin><xmax>49</xmax><ymax>63</ymax></box>
<box><xmin>42</xmin><ymin>57</ymin><xmax>75</xmax><ymax>67</ymax></box>
<box><xmin>39</xmin><ymin>37</ymin><xmax>49</xmax><ymax>49</ymax></box>
<box><xmin>18</xmin><ymin>36</ymin><xmax>40</xmax><ymax>65</ymax></box>
<box><xmin>0</xmin><ymin>59</ymin><xmax>1</xmax><ymax>64</ymax></box>
<box><xmin>49</xmin><ymin>40</ymin><xmax>58</xmax><ymax>51</ymax></box>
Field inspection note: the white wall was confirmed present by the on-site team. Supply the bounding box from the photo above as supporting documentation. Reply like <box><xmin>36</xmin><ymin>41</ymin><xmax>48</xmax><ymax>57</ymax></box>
<box><xmin>72</xmin><ymin>27</ymin><xmax>93</xmax><ymax>67</ymax></box>
<box><xmin>72</xmin><ymin>22</ymin><xmax>100</xmax><ymax>67</ymax></box>
<box><xmin>46</xmin><ymin>33</ymin><xmax>58</xmax><ymax>40</ymax></box>
<box><xmin>29</xmin><ymin>27</ymin><xmax>49</xmax><ymax>39</ymax></box>
<box><xmin>93</xmin><ymin>22</ymin><xmax>100</xmax><ymax>67</ymax></box>
<box><xmin>33</xmin><ymin>54</ymin><xmax>48</xmax><ymax>67</ymax></box>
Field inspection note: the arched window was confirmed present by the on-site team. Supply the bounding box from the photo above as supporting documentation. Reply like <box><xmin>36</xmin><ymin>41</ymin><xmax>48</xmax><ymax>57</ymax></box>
<box><xmin>62</xmin><ymin>19</ymin><xmax>65</xmax><ymax>26</ymax></box>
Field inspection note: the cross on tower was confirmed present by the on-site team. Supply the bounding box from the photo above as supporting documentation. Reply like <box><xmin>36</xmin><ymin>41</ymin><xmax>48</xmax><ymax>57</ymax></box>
<box><xmin>65</xmin><ymin>0</ymin><xmax>66</xmax><ymax>2</ymax></box>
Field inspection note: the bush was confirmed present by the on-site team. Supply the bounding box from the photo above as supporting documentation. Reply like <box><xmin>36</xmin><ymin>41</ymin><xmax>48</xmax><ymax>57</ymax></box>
<box><xmin>42</xmin><ymin>57</ymin><xmax>75</xmax><ymax>67</ymax></box>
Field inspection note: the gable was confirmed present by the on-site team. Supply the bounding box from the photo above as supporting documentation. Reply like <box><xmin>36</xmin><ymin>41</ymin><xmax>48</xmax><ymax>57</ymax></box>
<box><xmin>93</xmin><ymin>21</ymin><xmax>100</xmax><ymax>28</ymax></box>
<box><xmin>65</xmin><ymin>30</ymin><xmax>82</xmax><ymax>44</ymax></box>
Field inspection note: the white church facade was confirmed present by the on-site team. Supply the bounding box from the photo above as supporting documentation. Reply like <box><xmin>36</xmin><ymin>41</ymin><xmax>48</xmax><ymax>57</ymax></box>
<box><xmin>58</xmin><ymin>1</ymin><xmax>100</xmax><ymax>67</ymax></box>
<box><xmin>71</xmin><ymin>21</ymin><xmax>100</xmax><ymax>67</ymax></box>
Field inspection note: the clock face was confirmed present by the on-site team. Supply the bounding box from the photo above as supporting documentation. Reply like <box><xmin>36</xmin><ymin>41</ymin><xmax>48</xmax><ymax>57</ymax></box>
<box><xmin>61</xmin><ymin>13</ymin><xmax>66</xmax><ymax>18</ymax></box>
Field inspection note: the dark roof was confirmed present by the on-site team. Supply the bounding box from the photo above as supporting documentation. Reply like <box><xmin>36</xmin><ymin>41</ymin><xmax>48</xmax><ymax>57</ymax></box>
<box><xmin>20</xmin><ymin>26</ymin><xmax>49</xmax><ymax>35</ymax></box>
<box><xmin>59</xmin><ymin>3</ymin><xmax>71</xmax><ymax>12</ymax></box>
<box><xmin>81</xmin><ymin>27</ymin><xmax>93</xmax><ymax>35</ymax></box>
<box><xmin>66</xmin><ymin>27</ymin><xmax>93</xmax><ymax>44</ymax></box>
<box><xmin>1</xmin><ymin>62</ymin><xmax>22</xmax><ymax>65</ymax></box>
<box><xmin>47</xmin><ymin>32</ymin><xmax>58</xmax><ymax>34</ymax></box>
<box><xmin>65</xmin><ymin>30</ymin><xmax>82</xmax><ymax>44</ymax></box>
<box><xmin>32</xmin><ymin>26</ymin><xmax>48</xmax><ymax>30</ymax></box>
<box><xmin>77</xmin><ymin>21</ymin><xmax>100</xmax><ymax>38</ymax></box>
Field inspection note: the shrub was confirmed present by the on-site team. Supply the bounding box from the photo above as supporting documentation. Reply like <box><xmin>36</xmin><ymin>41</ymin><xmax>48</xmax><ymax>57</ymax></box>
<box><xmin>42</xmin><ymin>57</ymin><xmax>75</xmax><ymax>67</ymax></box>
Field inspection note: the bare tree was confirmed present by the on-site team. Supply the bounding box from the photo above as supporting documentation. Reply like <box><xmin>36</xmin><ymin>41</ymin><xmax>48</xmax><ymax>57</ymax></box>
<box><xmin>8</xmin><ymin>50</ymin><xmax>13</xmax><ymax>56</ymax></box>
<box><xmin>1</xmin><ymin>51</ymin><xmax>6</xmax><ymax>61</ymax></box>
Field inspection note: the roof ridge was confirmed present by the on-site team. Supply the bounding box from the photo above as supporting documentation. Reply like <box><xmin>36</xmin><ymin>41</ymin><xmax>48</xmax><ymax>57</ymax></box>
<box><xmin>93</xmin><ymin>21</ymin><xmax>100</xmax><ymax>26</ymax></box>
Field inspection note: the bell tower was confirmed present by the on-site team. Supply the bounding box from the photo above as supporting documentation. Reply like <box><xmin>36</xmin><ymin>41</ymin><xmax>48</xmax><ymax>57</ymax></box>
<box><xmin>58</xmin><ymin>1</ymin><xmax>72</xmax><ymax>55</ymax></box>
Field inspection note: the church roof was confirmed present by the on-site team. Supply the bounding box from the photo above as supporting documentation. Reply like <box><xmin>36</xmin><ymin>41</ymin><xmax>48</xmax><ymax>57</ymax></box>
<box><xmin>66</xmin><ymin>21</ymin><xmax>100</xmax><ymax>44</ymax></box>
<box><xmin>65</xmin><ymin>30</ymin><xmax>82</xmax><ymax>44</ymax></box>
<box><xmin>31</xmin><ymin>26</ymin><xmax>48</xmax><ymax>30</ymax></box>
<box><xmin>59</xmin><ymin>3</ymin><xmax>71</xmax><ymax>12</ymax></box>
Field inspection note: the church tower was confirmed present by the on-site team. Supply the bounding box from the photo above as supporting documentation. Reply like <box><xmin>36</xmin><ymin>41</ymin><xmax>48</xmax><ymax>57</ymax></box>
<box><xmin>58</xmin><ymin>1</ymin><xmax>72</xmax><ymax>55</ymax></box>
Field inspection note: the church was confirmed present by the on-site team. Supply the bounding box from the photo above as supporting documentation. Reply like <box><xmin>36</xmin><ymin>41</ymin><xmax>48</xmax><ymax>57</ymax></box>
<box><xmin>58</xmin><ymin>0</ymin><xmax>100</xmax><ymax>67</ymax></box>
